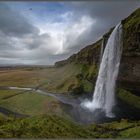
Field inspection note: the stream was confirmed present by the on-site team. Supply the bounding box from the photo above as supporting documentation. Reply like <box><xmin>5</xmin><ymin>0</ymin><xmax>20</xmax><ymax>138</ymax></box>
<box><xmin>0</xmin><ymin>86</ymin><xmax>113</xmax><ymax>124</ymax></box>
<box><xmin>0</xmin><ymin>86</ymin><xmax>139</xmax><ymax>124</ymax></box>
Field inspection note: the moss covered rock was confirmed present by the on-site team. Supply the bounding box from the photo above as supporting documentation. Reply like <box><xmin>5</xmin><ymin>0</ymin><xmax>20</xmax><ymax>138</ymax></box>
<box><xmin>118</xmin><ymin>8</ymin><xmax>140</xmax><ymax>93</ymax></box>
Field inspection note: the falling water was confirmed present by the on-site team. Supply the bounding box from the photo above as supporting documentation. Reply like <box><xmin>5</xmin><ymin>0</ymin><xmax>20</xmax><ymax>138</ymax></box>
<box><xmin>100</xmin><ymin>38</ymin><xmax>104</xmax><ymax>63</ymax></box>
<box><xmin>82</xmin><ymin>23</ymin><xmax>122</xmax><ymax>118</ymax></box>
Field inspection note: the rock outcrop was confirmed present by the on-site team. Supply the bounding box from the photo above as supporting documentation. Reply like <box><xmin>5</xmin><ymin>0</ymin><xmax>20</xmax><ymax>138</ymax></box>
<box><xmin>55</xmin><ymin>39</ymin><xmax>102</xmax><ymax>67</ymax></box>
<box><xmin>118</xmin><ymin>8</ymin><xmax>140</xmax><ymax>93</ymax></box>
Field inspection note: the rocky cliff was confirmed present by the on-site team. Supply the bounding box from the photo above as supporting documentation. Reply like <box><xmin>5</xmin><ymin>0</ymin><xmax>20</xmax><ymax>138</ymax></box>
<box><xmin>55</xmin><ymin>8</ymin><xmax>140</xmax><ymax>94</ymax></box>
<box><xmin>118</xmin><ymin>8</ymin><xmax>140</xmax><ymax>93</ymax></box>
<box><xmin>55</xmin><ymin>39</ymin><xmax>102</xmax><ymax>67</ymax></box>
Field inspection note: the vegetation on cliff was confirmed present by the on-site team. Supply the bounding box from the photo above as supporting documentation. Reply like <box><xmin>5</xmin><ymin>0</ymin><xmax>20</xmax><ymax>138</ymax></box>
<box><xmin>0</xmin><ymin>114</ymin><xmax>139</xmax><ymax>138</ymax></box>
<box><xmin>118</xmin><ymin>89</ymin><xmax>140</xmax><ymax>110</ymax></box>
<box><xmin>122</xmin><ymin>8</ymin><xmax>140</xmax><ymax>56</ymax></box>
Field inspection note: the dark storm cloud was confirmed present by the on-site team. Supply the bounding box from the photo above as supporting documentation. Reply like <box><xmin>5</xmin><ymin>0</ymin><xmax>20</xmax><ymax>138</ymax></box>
<box><xmin>0</xmin><ymin>31</ymin><xmax>23</xmax><ymax>52</ymax></box>
<box><xmin>0</xmin><ymin>3</ymin><xmax>59</xmax><ymax>65</ymax></box>
<box><xmin>0</xmin><ymin>3</ymin><xmax>39</xmax><ymax>37</ymax></box>
<box><xmin>0</xmin><ymin>3</ymin><xmax>54</xmax><ymax>62</ymax></box>
<box><xmin>25</xmin><ymin>33</ymin><xmax>51</xmax><ymax>50</ymax></box>
<box><xmin>62</xmin><ymin>1</ymin><xmax>140</xmax><ymax>54</ymax></box>
<box><xmin>0</xmin><ymin>1</ymin><xmax>140</xmax><ymax>65</ymax></box>
<box><xmin>69</xmin><ymin>1</ymin><xmax>140</xmax><ymax>21</ymax></box>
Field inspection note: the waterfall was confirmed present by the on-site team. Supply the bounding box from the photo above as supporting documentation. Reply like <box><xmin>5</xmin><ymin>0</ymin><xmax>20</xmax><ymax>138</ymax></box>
<box><xmin>82</xmin><ymin>23</ymin><xmax>122</xmax><ymax>118</ymax></box>
<box><xmin>100</xmin><ymin>38</ymin><xmax>104</xmax><ymax>63</ymax></box>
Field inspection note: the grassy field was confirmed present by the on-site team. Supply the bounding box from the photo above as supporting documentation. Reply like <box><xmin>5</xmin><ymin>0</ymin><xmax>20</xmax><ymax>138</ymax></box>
<box><xmin>0</xmin><ymin>89</ymin><xmax>65</xmax><ymax>116</ymax></box>
<box><xmin>0</xmin><ymin>63</ymin><xmax>94</xmax><ymax>118</ymax></box>
<box><xmin>0</xmin><ymin>63</ymin><xmax>97</xmax><ymax>94</ymax></box>
<box><xmin>0</xmin><ymin>63</ymin><xmax>82</xmax><ymax>93</ymax></box>
<box><xmin>0</xmin><ymin>90</ymin><xmax>23</xmax><ymax>100</ymax></box>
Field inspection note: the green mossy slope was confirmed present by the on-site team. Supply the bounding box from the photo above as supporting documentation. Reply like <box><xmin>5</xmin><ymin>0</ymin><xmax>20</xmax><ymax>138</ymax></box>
<box><xmin>118</xmin><ymin>89</ymin><xmax>140</xmax><ymax>109</ymax></box>
<box><xmin>122</xmin><ymin>8</ymin><xmax>140</xmax><ymax>55</ymax></box>
<box><xmin>0</xmin><ymin>115</ymin><xmax>139</xmax><ymax>138</ymax></box>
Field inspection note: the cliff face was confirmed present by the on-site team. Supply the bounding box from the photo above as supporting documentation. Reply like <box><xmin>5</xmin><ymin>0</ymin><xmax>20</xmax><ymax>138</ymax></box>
<box><xmin>118</xmin><ymin>8</ymin><xmax>140</xmax><ymax>93</ymax></box>
<box><xmin>55</xmin><ymin>39</ymin><xmax>102</xmax><ymax>67</ymax></box>
<box><xmin>55</xmin><ymin>8</ymin><xmax>140</xmax><ymax>95</ymax></box>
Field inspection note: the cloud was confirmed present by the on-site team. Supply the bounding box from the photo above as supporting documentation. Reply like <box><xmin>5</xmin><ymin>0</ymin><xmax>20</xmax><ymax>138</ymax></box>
<box><xmin>0</xmin><ymin>3</ymin><xmax>64</xmax><ymax>65</ymax></box>
<box><xmin>62</xmin><ymin>15</ymin><xmax>95</xmax><ymax>54</ymax></box>
<box><xmin>58</xmin><ymin>1</ymin><xmax>140</xmax><ymax>56</ymax></box>
<box><xmin>21</xmin><ymin>33</ymin><xmax>51</xmax><ymax>50</ymax></box>
<box><xmin>0</xmin><ymin>3</ymin><xmax>39</xmax><ymax>37</ymax></box>
<box><xmin>68</xmin><ymin>1</ymin><xmax>140</xmax><ymax>39</ymax></box>
<box><xmin>0</xmin><ymin>1</ymin><xmax>139</xmax><ymax>65</ymax></box>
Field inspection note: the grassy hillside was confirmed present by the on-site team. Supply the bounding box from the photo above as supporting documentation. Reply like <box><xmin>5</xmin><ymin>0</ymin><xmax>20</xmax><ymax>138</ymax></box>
<box><xmin>0</xmin><ymin>114</ymin><xmax>139</xmax><ymax>138</ymax></box>
<box><xmin>118</xmin><ymin>89</ymin><xmax>140</xmax><ymax>110</ymax></box>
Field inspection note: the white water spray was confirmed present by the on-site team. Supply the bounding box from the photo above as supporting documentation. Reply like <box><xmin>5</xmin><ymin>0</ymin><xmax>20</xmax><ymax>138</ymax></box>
<box><xmin>82</xmin><ymin>23</ymin><xmax>122</xmax><ymax>118</ymax></box>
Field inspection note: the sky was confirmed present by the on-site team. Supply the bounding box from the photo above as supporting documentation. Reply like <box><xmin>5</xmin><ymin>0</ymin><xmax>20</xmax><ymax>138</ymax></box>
<box><xmin>0</xmin><ymin>1</ymin><xmax>140</xmax><ymax>65</ymax></box>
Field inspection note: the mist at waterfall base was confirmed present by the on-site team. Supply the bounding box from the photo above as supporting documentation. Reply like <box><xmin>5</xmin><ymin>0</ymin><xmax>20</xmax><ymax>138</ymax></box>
<box><xmin>81</xmin><ymin>23</ymin><xmax>123</xmax><ymax>119</ymax></box>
